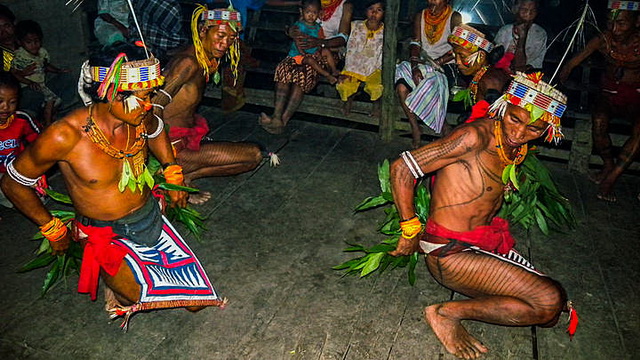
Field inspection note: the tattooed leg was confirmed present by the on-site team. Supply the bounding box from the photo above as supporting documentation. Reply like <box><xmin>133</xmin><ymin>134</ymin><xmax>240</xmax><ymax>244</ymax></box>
<box><xmin>176</xmin><ymin>142</ymin><xmax>262</xmax><ymax>204</ymax></box>
<box><xmin>281</xmin><ymin>84</ymin><xmax>305</xmax><ymax>128</ymax></box>
<box><xmin>260</xmin><ymin>82</ymin><xmax>290</xmax><ymax>134</ymax></box>
<box><xmin>591</xmin><ymin>104</ymin><xmax>614</xmax><ymax>184</ymax></box>
<box><xmin>424</xmin><ymin>251</ymin><xmax>565</xmax><ymax>359</ymax></box>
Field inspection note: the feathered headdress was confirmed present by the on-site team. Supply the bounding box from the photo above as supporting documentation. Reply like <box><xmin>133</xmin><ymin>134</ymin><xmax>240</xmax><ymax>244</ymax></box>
<box><xmin>191</xmin><ymin>4</ymin><xmax>242</xmax><ymax>84</ymax></box>
<box><xmin>489</xmin><ymin>72</ymin><xmax>567</xmax><ymax>144</ymax></box>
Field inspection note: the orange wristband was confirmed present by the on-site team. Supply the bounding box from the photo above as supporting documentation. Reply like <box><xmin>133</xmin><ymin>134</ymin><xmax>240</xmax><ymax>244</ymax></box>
<box><xmin>163</xmin><ymin>164</ymin><xmax>184</xmax><ymax>185</ymax></box>
<box><xmin>399</xmin><ymin>216</ymin><xmax>422</xmax><ymax>239</ymax></box>
<box><xmin>40</xmin><ymin>217</ymin><xmax>68</xmax><ymax>242</ymax></box>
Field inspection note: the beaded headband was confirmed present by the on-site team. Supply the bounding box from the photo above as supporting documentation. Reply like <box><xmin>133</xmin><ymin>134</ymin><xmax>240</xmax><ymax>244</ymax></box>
<box><xmin>489</xmin><ymin>72</ymin><xmax>567</xmax><ymax>144</ymax></box>
<box><xmin>91</xmin><ymin>56</ymin><xmax>164</xmax><ymax>92</ymax></box>
<box><xmin>201</xmin><ymin>9</ymin><xmax>242</xmax><ymax>31</ymax></box>
<box><xmin>608</xmin><ymin>1</ymin><xmax>640</xmax><ymax>10</ymax></box>
<box><xmin>448</xmin><ymin>25</ymin><xmax>495</xmax><ymax>53</ymax></box>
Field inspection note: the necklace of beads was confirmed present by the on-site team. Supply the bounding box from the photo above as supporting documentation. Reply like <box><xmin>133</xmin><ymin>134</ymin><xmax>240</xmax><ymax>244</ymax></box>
<box><xmin>0</xmin><ymin>114</ymin><xmax>14</xmax><ymax>130</ymax></box>
<box><xmin>423</xmin><ymin>6</ymin><xmax>452</xmax><ymax>45</ymax></box>
<box><xmin>493</xmin><ymin>120</ymin><xmax>527</xmax><ymax>166</ymax></box>
<box><xmin>83</xmin><ymin>104</ymin><xmax>146</xmax><ymax>160</ymax></box>
<box><xmin>469</xmin><ymin>66</ymin><xmax>489</xmax><ymax>103</ymax></box>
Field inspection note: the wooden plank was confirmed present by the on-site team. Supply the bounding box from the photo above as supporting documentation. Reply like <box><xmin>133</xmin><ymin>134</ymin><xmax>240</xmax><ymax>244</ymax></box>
<box><xmin>380</xmin><ymin>0</ymin><xmax>401</xmax><ymax>141</ymax></box>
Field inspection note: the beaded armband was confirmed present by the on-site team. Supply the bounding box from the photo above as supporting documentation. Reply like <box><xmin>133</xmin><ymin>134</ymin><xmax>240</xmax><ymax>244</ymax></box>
<box><xmin>399</xmin><ymin>216</ymin><xmax>423</xmax><ymax>239</ymax></box>
<box><xmin>40</xmin><ymin>217</ymin><xmax>68</xmax><ymax>242</ymax></box>
<box><xmin>163</xmin><ymin>164</ymin><xmax>184</xmax><ymax>185</ymax></box>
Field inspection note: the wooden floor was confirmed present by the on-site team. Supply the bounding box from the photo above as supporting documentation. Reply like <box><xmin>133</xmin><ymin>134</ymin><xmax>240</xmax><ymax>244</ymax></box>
<box><xmin>0</xmin><ymin>106</ymin><xmax>638</xmax><ymax>360</ymax></box>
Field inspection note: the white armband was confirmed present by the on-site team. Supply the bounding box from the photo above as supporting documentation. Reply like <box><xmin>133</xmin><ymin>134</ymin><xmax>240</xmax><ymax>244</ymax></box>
<box><xmin>409</xmin><ymin>41</ymin><xmax>421</xmax><ymax>47</ymax></box>
<box><xmin>400</xmin><ymin>151</ymin><xmax>424</xmax><ymax>179</ymax></box>
<box><xmin>6</xmin><ymin>159</ymin><xmax>41</xmax><ymax>187</ymax></box>
<box><xmin>158</xmin><ymin>89</ymin><xmax>173</xmax><ymax>103</ymax></box>
<box><xmin>147</xmin><ymin>114</ymin><xmax>165</xmax><ymax>139</ymax></box>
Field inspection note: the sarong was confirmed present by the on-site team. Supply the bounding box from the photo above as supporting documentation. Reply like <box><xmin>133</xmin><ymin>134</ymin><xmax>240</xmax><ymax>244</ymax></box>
<box><xmin>419</xmin><ymin>217</ymin><xmax>542</xmax><ymax>275</ymax></box>
<box><xmin>74</xmin><ymin>198</ymin><xmax>223</xmax><ymax>326</ymax></box>
<box><xmin>168</xmin><ymin>114</ymin><xmax>210</xmax><ymax>151</ymax></box>
<box><xmin>395</xmin><ymin>61</ymin><xmax>449</xmax><ymax>132</ymax></box>
<box><xmin>273</xmin><ymin>51</ymin><xmax>328</xmax><ymax>93</ymax></box>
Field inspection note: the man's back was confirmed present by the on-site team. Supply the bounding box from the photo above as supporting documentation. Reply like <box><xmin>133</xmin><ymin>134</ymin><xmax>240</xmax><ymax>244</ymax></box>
<box><xmin>162</xmin><ymin>48</ymin><xmax>206</xmax><ymax>128</ymax></box>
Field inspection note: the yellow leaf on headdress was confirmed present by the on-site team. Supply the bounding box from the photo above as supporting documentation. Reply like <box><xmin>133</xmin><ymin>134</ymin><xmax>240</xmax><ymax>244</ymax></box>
<box><xmin>526</xmin><ymin>72</ymin><xmax>544</xmax><ymax>83</ymax></box>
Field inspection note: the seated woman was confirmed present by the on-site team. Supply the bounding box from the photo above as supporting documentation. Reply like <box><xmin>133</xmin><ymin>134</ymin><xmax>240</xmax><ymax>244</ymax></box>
<box><xmin>395</xmin><ymin>0</ymin><xmax>461</xmax><ymax>148</ymax></box>
<box><xmin>259</xmin><ymin>0</ymin><xmax>353</xmax><ymax>134</ymax></box>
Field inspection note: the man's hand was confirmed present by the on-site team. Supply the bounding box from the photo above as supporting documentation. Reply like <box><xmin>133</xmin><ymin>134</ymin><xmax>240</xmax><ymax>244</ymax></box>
<box><xmin>50</xmin><ymin>231</ymin><xmax>71</xmax><ymax>256</ymax></box>
<box><xmin>168</xmin><ymin>189</ymin><xmax>188</xmax><ymax>208</ymax></box>
<box><xmin>388</xmin><ymin>234</ymin><xmax>420</xmax><ymax>257</ymax></box>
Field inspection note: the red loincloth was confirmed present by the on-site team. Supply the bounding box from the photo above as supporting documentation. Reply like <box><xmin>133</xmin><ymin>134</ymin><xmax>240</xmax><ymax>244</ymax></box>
<box><xmin>168</xmin><ymin>114</ymin><xmax>210</xmax><ymax>151</ymax></box>
<box><xmin>75</xmin><ymin>222</ymin><xmax>127</xmax><ymax>301</ymax></box>
<box><xmin>601</xmin><ymin>79</ymin><xmax>640</xmax><ymax>107</ymax></box>
<box><xmin>424</xmin><ymin>217</ymin><xmax>515</xmax><ymax>254</ymax></box>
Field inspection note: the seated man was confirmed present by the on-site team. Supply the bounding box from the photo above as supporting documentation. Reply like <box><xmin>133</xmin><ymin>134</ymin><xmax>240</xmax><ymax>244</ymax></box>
<box><xmin>389</xmin><ymin>72</ymin><xmax>574</xmax><ymax>359</ymax></box>
<box><xmin>559</xmin><ymin>2</ymin><xmax>640</xmax><ymax>202</ymax></box>
<box><xmin>1</xmin><ymin>44</ymin><xmax>224</xmax><ymax>326</ymax></box>
<box><xmin>494</xmin><ymin>0</ymin><xmax>547</xmax><ymax>72</ymax></box>
<box><xmin>448</xmin><ymin>25</ymin><xmax>510</xmax><ymax>122</ymax></box>
<box><xmin>153</xmin><ymin>4</ymin><xmax>265</xmax><ymax>204</ymax></box>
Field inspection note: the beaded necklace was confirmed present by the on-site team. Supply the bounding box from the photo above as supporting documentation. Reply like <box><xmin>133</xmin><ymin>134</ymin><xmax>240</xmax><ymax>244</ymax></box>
<box><xmin>423</xmin><ymin>5</ymin><xmax>452</xmax><ymax>45</ymax></box>
<box><xmin>493</xmin><ymin>120</ymin><xmax>527</xmax><ymax>166</ymax></box>
<box><xmin>83</xmin><ymin>104</ymin><xmax>154</xmax><ymax>192</ymax></box>
<box><xmin>469</xmin><ymin>66</ymin><xmax>489</xmax><ymax>103</ymax></box>
<box><xmin>0</xmin><ymin>113</ymin><xmax>13</xmax><ymax>130</ymax></box>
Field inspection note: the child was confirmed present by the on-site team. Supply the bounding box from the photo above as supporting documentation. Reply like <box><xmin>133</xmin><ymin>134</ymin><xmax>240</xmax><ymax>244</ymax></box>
<box><xmin>10</xmin><ymin>20</ymin><xmax>69</xmax><ymax>126</ymax></box>
<box><xmin>336</xmin><ymin>0</ymin><xmax>384</xmax><ymax>116</ymax></box>
<box><xmin>0</xmin><ymin>71</ymin><xmax>41</xmax><ymax>210</ymax></box>
<box><xmin>288</xmin><ymin>0</ymin><xmax>339</xmax><ymax>84</ymax></box>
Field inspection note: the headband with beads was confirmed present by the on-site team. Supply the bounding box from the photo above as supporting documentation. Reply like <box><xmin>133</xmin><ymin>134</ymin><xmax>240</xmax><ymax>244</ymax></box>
<box><xmin>448</xmin><ymin>25</ymin><xmax>495</xmax><ymax>53</ymax></box>
<box><xmin>489</xmin><ymin>72</ymin><xmax>567</xmax><ymax>144</ymax></box>
<box><xmin>608</xmin><ymin>1</ymin><xmax>640</xmax><ymax>10</ymax></box>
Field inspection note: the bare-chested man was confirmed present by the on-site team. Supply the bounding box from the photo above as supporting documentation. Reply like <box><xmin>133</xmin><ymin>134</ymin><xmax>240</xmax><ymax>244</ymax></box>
<box><xmin>448</xmin><ymin>24</ymin><xmax>511</xmax><ymax>123</ymax></box>
<box><xmin>389</xmin><ymin>72</ymin><xmax>572</xmax><ymax>359</ymax></box>
<box><xmin>1</xmin><ymin>44</ymin><xmax>222</xmax><ymax>319</ymax></box>
<box><xmin>559</xmin><ymin>3</ymin><xmax>640</xmax><ymax>202</ymax></box>
<box><xmin>153</xmin><ymin>4</ymin><xmax>263</xmax><ymax>204</ymax></box>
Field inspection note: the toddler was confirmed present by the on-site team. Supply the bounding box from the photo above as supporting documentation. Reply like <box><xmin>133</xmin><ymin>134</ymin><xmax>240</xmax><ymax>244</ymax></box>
<box><xmin>288</xmin><ymin>0</ymin><xmax>339</xmax><ymax>84</ymax></box>
<box><xmin>10</xmin><ymin>20</ymin><xmax>68</xmax><ymax>126</ymax></box>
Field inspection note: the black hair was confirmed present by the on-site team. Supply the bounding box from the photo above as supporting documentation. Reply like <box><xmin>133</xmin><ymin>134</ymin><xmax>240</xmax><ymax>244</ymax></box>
<box><xmin>301</xmin><ymin>0</ymin><xmax>321</xmax><ymax>10</ymax></box>
<box><xmin>15</xmin><ymin>20</ymin><xmax>43</xmax><ymax>41</ymax></box>
<box><xmin>364</xmin><ymin>0</ymin><xmax>385</xmax><ymax>11</ymax></box>
<box><xmin>0</xmin><ymin>71</ymin><xmax>20</xmax><ymax>92</ymax></box>
<box><xmin>487</xmin><ymin>45</ymin><xmax>505</xmax><ymax>66</ymax></box>
<box><xmin>85</xmin><ymin>42</ymin><xmax>151</xmax><ymax>103</ymax></box>
<box><xmin>0</xmin><ymin>5</ymin><xmax>15</xmax><ymax>23</ymax></box>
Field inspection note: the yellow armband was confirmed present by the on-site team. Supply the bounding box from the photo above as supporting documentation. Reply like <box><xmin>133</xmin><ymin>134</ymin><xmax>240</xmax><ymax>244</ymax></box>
<box><xmin>40</xmin><ymin>217</ymin><xmax>68</xmax><ymax>242</ymax></box>
<box><xmin>399</xmin><ymin>216</ymin><xmax>423</xmax><ymax>239</ymax></box>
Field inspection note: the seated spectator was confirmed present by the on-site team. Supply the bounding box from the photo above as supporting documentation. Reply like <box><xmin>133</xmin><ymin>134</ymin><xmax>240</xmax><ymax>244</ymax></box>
<box><xmin>494</xmin><ymin>0</ymin><xmax>547</xmax><ymax>72</ymax></box>
<box><xmin>336</xmin><ymin>0</ymin><xmax>385</xmax><ymax>117</ymax></box>
<box><xmin>0</xmin><ymin>5</ymin><xmax>17</xmax><ymax>72</ymax></box>
<box><xmin>259</xmin><ymin>0</ymin><xmax>353</xmax><ymax>134</ymax></box>
<box><xmin>395</xmin><ymin>0</ymin><xmax>461</xmax><ymax>148</ymax></box>
<box><xmin>0</xmin><ymin>72</ymin><xmax>41</xmax><ymax>210</ymax></box>
<box><xmin>128</xmin><ymin>0</ymin><xmax>188</xmax><ymax>64</ymax></box>
<box><xmin>94</xmin><ymin>0</ymin><xmax>130</xmax><ymax>47</ymax></box>
<box><xmin>11</xmin><ymin>20</ymin><xmax>70</xmax><ymax>126</ymax></box>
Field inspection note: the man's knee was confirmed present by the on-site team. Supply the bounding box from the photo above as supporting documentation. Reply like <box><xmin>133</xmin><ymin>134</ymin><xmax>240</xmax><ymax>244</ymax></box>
<box><xmin>532</xmin><ymin>278</ymin><xmax>566</xmax><ymax>327</ymax></box>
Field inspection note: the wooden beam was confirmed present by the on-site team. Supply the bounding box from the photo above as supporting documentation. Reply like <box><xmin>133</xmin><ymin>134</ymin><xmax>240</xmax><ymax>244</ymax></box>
<box><xmin>380</xmin><ymin>0</ymin><xmax>400</xmax><ymax>142</ymax></box>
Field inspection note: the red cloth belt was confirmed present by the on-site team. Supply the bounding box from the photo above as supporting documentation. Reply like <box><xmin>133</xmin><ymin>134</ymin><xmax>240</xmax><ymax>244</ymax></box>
<box><xmin>425</xmin><ymin>217</ymin><xmax>515</xmax><ymax>254</ymax></box>
<box><xmin>168</xmin><ymin>114</ymin><xmax>210</xmax><ymax>151</ymax></box>
<box><xmin>76</xmin><ymin>221</ymin><xmax>127</xmax><ymax>301</ymax></box>
<box><xmin>601</xmin><ymin>79</ymin><xmax>640</xmax><ymax>107</ymax></box>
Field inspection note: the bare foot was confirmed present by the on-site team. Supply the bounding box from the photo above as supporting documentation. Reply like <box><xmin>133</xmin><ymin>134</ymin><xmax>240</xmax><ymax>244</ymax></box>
<box><xmin>588</xmin><ymin>169</ymin><xmax>609</xmax><ymax>185</ymax></box>
<box><xmin>597</xmin><ymin>181</ymin><xmax>617</xmax><ymax>202</ymax></box>
<box><xmin>188</xmin><ymin>191</ymin><xmax>212</xmax><ymax>205</ymax></box>
<box><xmin>425</xmin><ymin>305</ymin><xmax>489</xmax><ymax>359</ymax></box>
<box><xmin>258</xmin><ymin>113</ymin><xmax>284</xmax><ymax>134</ymax></box>
<box><xmin>327</xmin><ymin>75</ymin><xmax>338</xmax><ymax>85</ymax></box>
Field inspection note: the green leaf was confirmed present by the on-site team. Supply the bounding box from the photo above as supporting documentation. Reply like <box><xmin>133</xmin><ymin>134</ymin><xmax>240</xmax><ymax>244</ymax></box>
<box><xmin>378</xmin><ymin>160</ymin><xmax>391</xmax><ymax>193</ymax></box>
<box><xmin>408</xmin><ymin>252</ymin><xmax>419</xmax><ymax>285</ymax></box>
<box><xmin>360</xmin><ymin>252</ymin><xmax>385</xmax><ymax>277</ymax></box>
<box><xmin>530</xmin><ymin>106</ymin><xmax>546</xmax><ymax>123</ymax></box>
<box><xmin>18</xmin><ymin>252</ymin><xmax>55</xmax><ymax>272</ymax></box>
<box><xmin>158</xmin><ymin>183</ymin><xmax>199</xmax><ymax>193</ymax></box>
<box><xmin>41</xmin><ymin>256</ymin><xmax>63</xmax><ymax>296</ymax></box>
<box><xmin>509</xmin><ymin>165</ymin><xmax>520</xmax><ymax>190</ymax></box>
<box><xmin>502</xmin><ymin>164</ymin><xmax>511</xmax><ymax>184</ymax></box>
<box><xmin>355</xmin><ymin>195</ymin><xmax>389</xmax><ymax>212</ymax></box>
<box><xmin>44</xmin><ymin>188</ymin><xmax>72</xmax><ymax>204</ymax></box>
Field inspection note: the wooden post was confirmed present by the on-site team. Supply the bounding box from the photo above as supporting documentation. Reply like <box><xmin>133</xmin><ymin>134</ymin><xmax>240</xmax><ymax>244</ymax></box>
<box><xmin>380</xmin><ymin>0</ymin><xmax>400</xmax><ymax>141</ymax></box>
